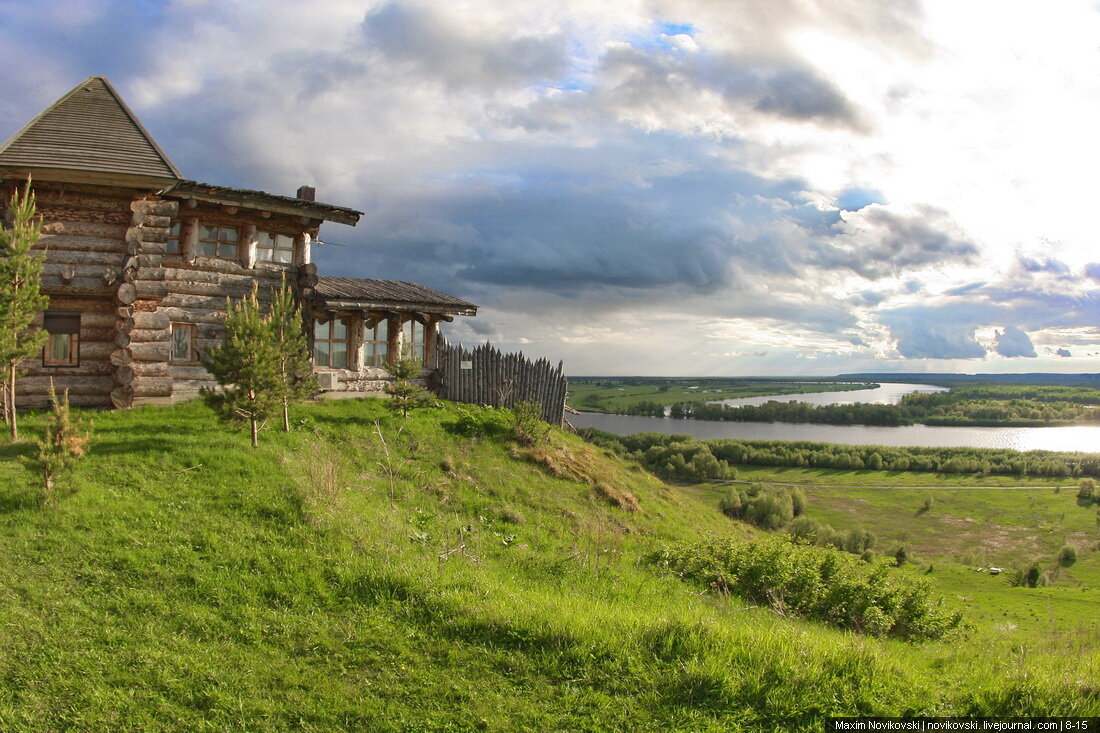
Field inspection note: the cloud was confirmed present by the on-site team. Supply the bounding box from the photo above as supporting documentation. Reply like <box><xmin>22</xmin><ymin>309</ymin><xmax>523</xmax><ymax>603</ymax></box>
<box><xmin>887</xmin><ymin>321</ymin><xmax>987</xmax><ymax>359</ymax></box>
<box><xmin>992</xmin><ymin>325</ymin><xmax>1037</xmax><ymax>358</ymax></box>
<box><xmin>1057</xmin><ymin>348</ymin><xmax>1072</xmax><ymax>357</ymax></box>
<box><xmin>811</xmin><ymin>204</ymin><xmax>978</xmax><ymax>279</ymax></box>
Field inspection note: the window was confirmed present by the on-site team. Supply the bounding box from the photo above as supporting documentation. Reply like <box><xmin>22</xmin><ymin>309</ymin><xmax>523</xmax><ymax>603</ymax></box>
<box><xmin>43</xmin><ymin>312</ymin><xmax>79</xmax><ymax>367</ymax></box>
<box><xmin>401</xmin><ymin>319</ymin><xmax>426</xmax><ymax>362</ymax></box>
<box><xmin>257</xmin><ymin>231</ymin><xmax>294</xmax><ymax>264</ymax></box>
<box><xmin>165</xmin><ymin>222</ymin><xmax>181</xmax><ymax>254</ymax></box>
<box><xmin>314</xmin><ymin>315</ymin><xmax>350</xmax><ymax>368</ymax></box>
<box><xmin>363</xmin><ymin>317</ymin><xmax>388</xmax><ymax>367</ymax></box>
<box><xmin>198</xmin><ymin>224</ymin><xmax>239</xmax><ymax>259</ymax></box>
<box><xmin>170</xmin><ymin>323</ymin><xmax>196</xmax><ymax>362</ymax></box>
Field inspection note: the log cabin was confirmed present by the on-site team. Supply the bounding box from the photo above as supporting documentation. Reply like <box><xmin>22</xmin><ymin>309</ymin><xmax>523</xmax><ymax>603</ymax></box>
<box><xmin>0</xmin><ymin>76</ymin><xmax>476</xmax><ymax>409</ymax></box>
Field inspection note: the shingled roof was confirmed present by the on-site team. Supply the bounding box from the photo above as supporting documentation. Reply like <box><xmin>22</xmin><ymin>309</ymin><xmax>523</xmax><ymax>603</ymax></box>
<box><xmin>0</xmin><ymin>76</ymin><xmax>181</xmax><ymax>184</ymax></box>
<box><xmin>315</xmin><ymin>277</ymin><xmax>477</xmax><ymax>316</ymax></box>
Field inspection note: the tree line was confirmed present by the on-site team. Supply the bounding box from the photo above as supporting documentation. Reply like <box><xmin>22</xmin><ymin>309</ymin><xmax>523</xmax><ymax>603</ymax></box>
<box><xmin>618</xmin><ymin>391</ymin><xmax>1094</xmax><ymax>427</ymax></box>
<box><xmin>584</xmin><ymin>429</ymin><xmax>1100</xmax><ymax>479</ymax></box>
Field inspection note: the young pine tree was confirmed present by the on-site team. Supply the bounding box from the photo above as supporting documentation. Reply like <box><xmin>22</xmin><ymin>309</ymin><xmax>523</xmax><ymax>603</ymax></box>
<box><xmin>385</xmin><ymin>356</ymin><xmax>438</xmax><ymax>418</ymax></box>
<box><xmin>202</xmin><ymin>285</ymin><xmax>283</xmax><ymax>447</ymax></box>
<box><xmin>30</xmin><ymin>381</ymin><xmax>90</xmax><ymax>505</ymax></box>
<box><xmin>268</xmin><ymin>278</ymin><xmax>317</xmax><ymax>431</ymax></box>
<box><xmin>0</xmin><ymin>180</ymin><xmax>48</xmax><ymax>440</ymax></box>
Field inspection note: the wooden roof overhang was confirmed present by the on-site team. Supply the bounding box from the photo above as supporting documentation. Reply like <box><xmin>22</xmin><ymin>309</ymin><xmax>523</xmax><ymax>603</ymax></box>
<box><xmin>313</xmin><ymin>276</ymin><xmax>477</xmax><ymax>320</ymax></box>
<box><xmin>164</xmin><ymin>180</ymin><xmax>362</xmax><ymax>226</ymax></box>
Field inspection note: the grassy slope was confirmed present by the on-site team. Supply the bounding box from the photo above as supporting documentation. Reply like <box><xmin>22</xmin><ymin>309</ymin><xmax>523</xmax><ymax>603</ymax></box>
<box><xmin>0</xmin><ymin>399</ymin><xmax>1097</xmax><ymax>730</ymax></box>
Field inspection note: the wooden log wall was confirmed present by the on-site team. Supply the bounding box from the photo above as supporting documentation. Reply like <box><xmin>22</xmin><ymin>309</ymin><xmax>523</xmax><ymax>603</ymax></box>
<box><xmin>7</xmin><ymin>184</ymin><xmax>137</xmax><ymax>409</ymax></box>
<box><xmin>158</xmin><ymin>200</ymin><xmax>316</xmax><ymax>400</ymax></box>
<box><xmin>432</xmin><ymin>336</ymin><xmax>567</xmax><ymax>426</ymax></box>
<box><xmin>3</xmin><ymin>181</ymin><xmax>321</xmax><ymax>409</ymax></box>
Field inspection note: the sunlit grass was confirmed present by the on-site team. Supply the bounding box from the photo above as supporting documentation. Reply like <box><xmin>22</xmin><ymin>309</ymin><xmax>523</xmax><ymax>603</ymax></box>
<box><xmin>0</xmin><ymin>398</ymin><xmax>1096</xmax><ymax>728</ymax></box>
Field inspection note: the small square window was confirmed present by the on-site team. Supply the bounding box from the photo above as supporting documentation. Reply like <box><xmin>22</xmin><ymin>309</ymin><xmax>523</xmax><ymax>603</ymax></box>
<box><xmin>170</xmin><ymin>323</ymin><xmax>196</xmax><ymax>362</ymax></box>
<box><xmin>43</xmin><ymin>312</ymin><xmax>80</xmax><ymax>367</ymax></box>
<box><xmin>198</xmin><ymin>225</ymin><xmax>239</xmax><ymax>260</ymax></box>
<box><xmin>257</xmin><ymin>231</ymin><xmax>294</xmax><ymax>264</ymax></box>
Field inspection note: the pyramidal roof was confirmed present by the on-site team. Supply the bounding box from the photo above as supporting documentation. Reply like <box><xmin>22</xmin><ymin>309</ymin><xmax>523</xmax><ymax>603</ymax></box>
<box><xmin>0</xmin><ymin>76</ymin><xmax>181</xmax><ymax>184</ymax></box>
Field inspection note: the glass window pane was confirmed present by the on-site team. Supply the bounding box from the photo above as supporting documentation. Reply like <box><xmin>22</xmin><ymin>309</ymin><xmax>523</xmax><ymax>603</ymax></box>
<box><xmin>276</xmin><ymin>234</ymin><xmax>294</xmax><ymax>250</ymax></box>
<box><xmin>221</xmin><ymin>227</ymin><xmax>238</xmax><ymax>242</ymax></box>
<box><xmin>275</xmin><ymin>249</ymin><xmax>293</xmax><ymax>264</ymax></box>
<box><xmin>314</xmin><ymin>319</ymin><xmax>330</xmax><ymax>340</ymax></box>
<box><xmin>332</xmin><ymin>342</ymin><xmax>348</xmax><ymax>368</ymax></box>
<box><xmin>219</xmin><ymin>243</ymin><xmax>238</xmax><ymax>259</ymax></box>
<box><xmin>314</xmin><ymin>342</ymin><xmax>330</xmax><ymax>366</ymax></box>
<box><xmin>333</xmin><ymin>318</ymin><xmax>348</xmax><ymax>340</ymax></box>
<box><xmin>199</xmin><ymin>241</ymin><xmax>217</xmax><ymax>256</ymax></box>
<box><xmin>378</xmin><ymin>319</ymin><xmax>388</xmax><ymax>341</ymax></box>
<box><xmin>200</xmin><ymin>225</ymin><xmax>218</xmax><ymax>240</ymax></box>
<box><xmin>50</xmin><ymin>334</ymin><xmax>70</xmax><ymax>361</ymax></box>
<box><xmin>257</xmin><ymin>247</ymin><xmax>273</xmax><ymax>261</ymax></box>
<box><xmin>172</xmin><ymin>327</ymin><xmax>190</xmax><ymax>361</ymax></box>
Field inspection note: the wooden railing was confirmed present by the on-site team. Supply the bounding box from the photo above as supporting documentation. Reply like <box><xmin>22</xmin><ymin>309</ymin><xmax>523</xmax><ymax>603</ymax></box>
<box><xmin>431</xmin><ymin>336</ymin><xmax>567</xmax><ymax>426</ymax></box>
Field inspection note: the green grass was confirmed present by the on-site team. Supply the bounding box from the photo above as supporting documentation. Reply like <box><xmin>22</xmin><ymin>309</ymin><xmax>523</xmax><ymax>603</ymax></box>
<box><xmin>0</xmin><ymin>399</ymin><xmax>1098</xmax><ymax>729</ymax></box>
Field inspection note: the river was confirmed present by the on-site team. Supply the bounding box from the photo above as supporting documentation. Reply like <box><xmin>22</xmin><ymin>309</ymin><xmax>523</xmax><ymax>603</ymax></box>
<box><xmin>571</xmin><ymin>383</ymin><xmax>1100</xmax><ymax>452</ymax></box>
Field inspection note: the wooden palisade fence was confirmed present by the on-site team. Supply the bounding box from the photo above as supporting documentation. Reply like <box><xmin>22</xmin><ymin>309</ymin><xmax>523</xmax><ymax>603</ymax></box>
<box><xmin>431</xmin><ymin>335</ymin><xmax>567</xmax><ymax>426</ymax></box>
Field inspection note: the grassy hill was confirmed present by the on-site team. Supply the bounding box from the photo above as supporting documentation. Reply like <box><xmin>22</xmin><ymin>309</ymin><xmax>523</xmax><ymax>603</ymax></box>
<box><xmin>0</xmin><ymin>398</ymin><xmax>1097</xmax><ymax>729</ymax></box>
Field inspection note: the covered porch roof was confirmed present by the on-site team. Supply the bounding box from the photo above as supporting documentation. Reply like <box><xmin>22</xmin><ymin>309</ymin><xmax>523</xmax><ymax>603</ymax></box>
<box><xmin>313</xmin><ymin>276</ymin><xmax>477</xmax><ymax>318</ymax></box>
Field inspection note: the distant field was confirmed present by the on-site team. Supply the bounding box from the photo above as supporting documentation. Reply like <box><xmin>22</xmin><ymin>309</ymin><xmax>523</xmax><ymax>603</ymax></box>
<box><xmin>687</xmin><ymin>465</ymin><xmax>1100</xmax><ymax>639</ymax></box>
<box><xmin>568</xmin><ymin>377</ymin><xmax>872</xmax><ymax>413</ymax></box>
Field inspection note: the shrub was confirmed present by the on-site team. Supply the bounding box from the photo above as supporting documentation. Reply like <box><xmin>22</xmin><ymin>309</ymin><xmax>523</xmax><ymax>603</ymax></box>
<box><xmin>1078</xmin><ymin>478</ymin><xmax>1096</xmax><ymax>500</ymax></box>
<box><xmin>894</xmin><ymin>546</ymin><xmax>909</xmax><ymax>566</ymax></box>
<box><xmin>717</xmin><ymin>488</ymin><xmax>742</xmax><ymax>519</ymax></box>
<box><xmin>1058</xmin><ymin>545</ymin><xmax>1078</xmax><ymax>566</ymax></box>
<box><xmin>511</xmin><ymin>400</ymin><xmax>550</xmax><ymax>446</ymax></box>
<box><xmin>646</xmin><ymin>536</ymin><xmax>966</xmax><ymax>641</ymax></box>
<box><xmin>446</xmin><ymin>404</ymin><xmax>510</xmax><ymax>438</ymax></box>
<box><xmin>1026</xmin><ymin>562</ymin><xmax>1042</xmax><ymax>588</ymax></box>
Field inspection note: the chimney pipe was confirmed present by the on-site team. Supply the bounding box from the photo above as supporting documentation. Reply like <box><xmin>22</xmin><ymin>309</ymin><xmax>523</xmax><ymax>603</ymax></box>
<box><xmin>296</xmin><ymin>185</ymin><xmax>316</xmax><ymax>201</ymax></box>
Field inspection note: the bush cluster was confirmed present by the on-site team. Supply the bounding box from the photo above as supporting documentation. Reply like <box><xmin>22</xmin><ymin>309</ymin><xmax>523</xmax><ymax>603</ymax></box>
<box><xmin>646</xmin><ymin>536</ymin><xmax>966</xmax><ymax>642</ymax></box>
<box><xmin>719</xmin><ymin>483</ymin><xmax>804</xmax><ymax>530</ymax></box>
<box><xmin>787</xmin><ymin>516</ymin><xmax>875</xmax><ymax>557</ymax></box>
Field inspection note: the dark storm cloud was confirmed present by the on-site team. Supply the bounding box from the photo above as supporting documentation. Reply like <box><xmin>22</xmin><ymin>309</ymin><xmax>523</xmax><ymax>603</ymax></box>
<box><xmin>591</xmin><ymin>42</ymin><xmax>867</xmax><ymax>131</ymax></box>
<box><xmin>811</xmin><ymin>205</ymin><xmax>979</xmax><ymax>278</ymax></box>
<box><xmin>992</xmin><ymin>325</ymin><xmax>1037</xmax><ymax>358</ymax></box>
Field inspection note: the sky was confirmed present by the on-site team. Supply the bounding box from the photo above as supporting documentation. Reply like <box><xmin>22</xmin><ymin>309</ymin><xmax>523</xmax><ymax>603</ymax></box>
<box><xmin>1</xmin><ymin>0</ymin><xmax>1099</xmax><ymax>376</ymax></box>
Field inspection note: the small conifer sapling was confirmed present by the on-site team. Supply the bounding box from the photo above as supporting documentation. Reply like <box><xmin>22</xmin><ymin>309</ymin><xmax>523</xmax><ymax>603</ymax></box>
<box><xmin>0</xmin><ymin>180</ymin><xmax>48</xmax><ymax>440</ymax></box>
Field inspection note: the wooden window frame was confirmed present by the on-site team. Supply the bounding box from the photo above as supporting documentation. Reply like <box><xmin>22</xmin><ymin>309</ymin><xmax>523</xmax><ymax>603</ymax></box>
<box><xmin>362</xmin><ymin>316</ymin><xmax>389</xmax><ymax>367</ymax></box>
<box><xmin>401</xmin><ymin>318</ymin><xmax>427</xmax><ymax>363</ymax></box>
<box><xmin>198</xmin><ymin>224</ymin><xmax>240</xmax><ymax>260</ymax></box>
<box><xmin>170</xmin><ymin>323</ymin><xmax>197</xmax><ymax>363</ymax></box>
<box><xmin>313</xmin><ymin>314</ymin><xmax>351</xmax><ymax>369</ymax></box>
<box><xmin>256</xmin><ymin>231</ymin><xmax>295</xmax><ymax>264</ymax></box>
<box><xmin>42</xmin><ymin>312</ymin><xmax>80</xmax><ymax>367</ymax></box>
